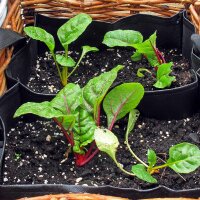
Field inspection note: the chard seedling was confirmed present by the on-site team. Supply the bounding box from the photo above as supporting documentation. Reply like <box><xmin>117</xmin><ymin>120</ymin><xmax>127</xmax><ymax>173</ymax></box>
<box><xmin>14</xmin><ymin>65</ymin><xmax>144</xmax><ymax>166</ymax></box>
<box><xmin>24</xmin><ymin>13</ymin><xmax>98</xmax><ymax>86</ymax></box>
<box><xmin>103</xmin><ymin>30</ymin><xmax>175</xmax><ymax>89</ymax></box>
<box><xmin>95</xmin><ymin>110</ymin><xmax>200</xmax><ymax>183</ymax></box>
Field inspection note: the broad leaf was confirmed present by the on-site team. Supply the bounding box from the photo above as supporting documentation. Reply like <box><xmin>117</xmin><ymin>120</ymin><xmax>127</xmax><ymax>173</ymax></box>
<box><xmin>56</xmin><ymin>54</ymin><xmax>75</xmax><ymax>67</ymax></box>
<box><xmin>132</xmin><ymin>32</ymin><xmax>159</xmax><ymax>67</ymax></box>
<box><xmin>72</xmin><ymin>108</ymin><xmax>97</xmax><ymax>154</ymax></box>
<box><xmin>14</xmin><ymin>101</ymin><xmax>63</xmax><ymax>119</ymax></box>
<box><xmin>137</xmin><ymin>68</ymin><xmax>151</xmax><ymax>78</ymax></box>
<box><xmin>51</xmin><ymin>83</ymin><xmax>82</xmax><ymax>114</ymax></box>
<box><xmin>167</xmin><ymin>142</ymin><xmax>200</xmax><ymax>173</ymax></box>
<box><xmin>82</xmin><ymin>65</ymin><xmax>124</xmax><ymax>114</ymax></box>
<box><xmin>24</xmin><ymin>26</ymin><xmax>55</xmax><ymax>52</ymax></box>
<box><xmin>103</xmin><ymin>83</ymin><xmax>144</xmax><ymax>128</ymax></box>
<box><xmin>82</xmin><ymin>46</ymin><xmax>99</xmax><ymax>56</ymax></box>
<box><xmin>103</xmin><ymin>30</ymin><xmax>143</xmax><ymax>47</ymax></box>
<box><xmin>148</xmin><ymin>149</ymin><xmax>157</xmax><ymax>168</ymax></box>
<box><xmin>131</xmin><ymin>164</ymin><xmax>157</xmax><ymax>183</ymax></box>
<box><xmin>94</xmin><ymin>128</ymin><xmax>119</xmax><ymax>159</ymax></box>
<box><xmin>57</xmin><ymin>13</ymin><xmax>92</xmax><ymax>49</ymax></box>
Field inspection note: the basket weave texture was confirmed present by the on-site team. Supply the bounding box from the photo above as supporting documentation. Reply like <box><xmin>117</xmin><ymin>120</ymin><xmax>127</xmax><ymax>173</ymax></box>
<box><xmin>0</xmin><ymin>0</ymin><xmax>200</xmax><ymax>96</ymax></box>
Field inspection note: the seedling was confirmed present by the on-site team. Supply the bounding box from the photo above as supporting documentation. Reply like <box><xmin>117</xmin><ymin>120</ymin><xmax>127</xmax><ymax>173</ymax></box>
<box><xmin>103</xmin><ymin>30</ymin><xmax>175</xmax><ymax>89</ymax></box>
<box><xmin>95</xmin><ymin>110</ymin><xmax>200</xmax><ymax>183</ymax></box>
<box><xmin>24</xmin><ymin>13</ymin><xmax>98</xmax><ymax>86</ymax></box>
<box><xmin>14</xmin><ymin>65</ymin><xmax>145</xmax><ymax>166</ymax></box>
<box><xmin>14</xmin><ymin>153</ymin><xmax>22</xmax><ymax>161</ymax></box>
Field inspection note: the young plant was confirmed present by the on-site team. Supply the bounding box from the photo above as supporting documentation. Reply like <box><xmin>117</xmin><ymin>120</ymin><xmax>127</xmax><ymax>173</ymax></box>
<box><xmin>24</xmin><ymin>13</ymin><xmax>98</xmax><ymax>86</ymax></box>
<box><xmin>94</xmin><ymin>110</ymin><xmax>200</xmax><ymax>183</ymax></box>
<box><xmin>14</xmin><ymin>65</ymin><xmax>144</xmax><ymax>166</ymax></box>
<box><xmin>103</xmin><ymin>30</ymin><xmax>175</xmax><ymax>89</ymax></box>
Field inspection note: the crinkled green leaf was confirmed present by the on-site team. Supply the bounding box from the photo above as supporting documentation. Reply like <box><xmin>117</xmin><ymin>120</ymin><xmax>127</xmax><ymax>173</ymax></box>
<box><xmin>148</xmin><ymin>149</ymin><xmax>157</xmax><ymax>168</ymax></box>
<box><xmin>103</xmin><ymin>83</ymin><xmax>144</xmax><ymax>127</ymax></box>
<box><xmin>131</xmin><ymin>164</ymin><xmax>157</xmax><ymax>183</ymax></box>
<box><xmin>131</xmin><ymin>51</ymin><xmax>142</xmax><ymax>61</ymax></box>
<box><xmin>57</xmin><ymin>13</ymin><xmax>92</xmax><ymax>49</ymax></box>
<box><xmin>51</xmin><ymin>83</ymin><xmax>82</xmax><ymax>114</ymax></box>
<box><xmin>167</xmin><ymin>142</ymin><xmax>200</xmax><ymax>173</ymax></box>
<box><xmin>24</xmin><ymin>26</ymin><xmax>55</xmax><ymax>52</ymax></box>
<box><xmin>94</xmin><ymin>128</ymin><xmax>119</xmax><ymax>159</ymax></box>
<box><xmin>82</xmin><ymin>65</ymin><xmax>124</xmax><ymax>114</ymax></box>
<box><xmin>103</xmin><ymin>30</ymin><xmax>143</xmax><ymax>47</ymax></box>
<box><xmin>156</xmin><ymin>62</ymin><xmax>173</xmax><ymax>79</ymax></box>
<box><xmin>137</xmin><ymin>68</ymin><xmax>151</xmax><ymax>78</ymax></box>
<box><xmin>56</xmin><ymin>54</ymin><xmax>75</xmax><ymax>67</ymax></box>
<box><xmin>14</xmin><ymin>101</ymin><xmax>63</xmax><ymax>119</ymax></box>
<box><xmin>72</xmin><ymin>108</ymin><xmax>97</xmax><ymax>154</ymax></box>
<box><xmin>132</xmin><ymin>32</ymin><xmax>159</xmax><ymax>67</ymax></box>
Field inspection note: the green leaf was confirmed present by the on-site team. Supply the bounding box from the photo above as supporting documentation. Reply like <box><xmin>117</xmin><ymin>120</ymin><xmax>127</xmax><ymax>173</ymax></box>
<box><xmin>131</xmin><ymin>51</ymin><xmax>142</xmax><ymax>61</ymax></box>
<box><xmin>56</xmin><ymin>54</ymin><xmax>75</xmax><ymax>67</ymax></box>
<box><xmin>14</xmin><ymin>101</ymin><xmax>63</xmax><ymax>119</ymax></box>
<box><xmin>103</xmin><ymin>30</ymin><xmax>143</xmax><ymax>48</ymax></box>
<box><xmin>131</xmin><ymin>164</ymin><xmax>157</xmax><ymax>183</ymax></box>
<box><xmin>61</xmin><ymin>115</ymin><xmax>76</xmax><ymax>130</ymax></box>
<box><xmin>57</xmin><ymin>13</ymin><xmax>92</xmax><ymax>49</ymax></box>
<box><xmin>154</xmin><ymin>75</ymin><xmax>175</xmax><ymax>89</ymax></box>
<box><xmin>156</xmin><ymin>62</ymin><xmax>173</xmax><ymax>79</ymax></box>
<box><xmin>137</xmin><ymin>68</ymin><xmax>152</xmax><ymax>78</ymax></box>
<box><xmin>82</xmin><ymin>45</ymin><xmax>99</xmax><ymax>56</ymax></box>
<box><xmin>94</xmin><ymin>128</ymin><xmax>119</xmax><ymax>159</ymax></box>
<box><xmin>51</xmin><ymin>83</ymin><xmax>82</xmax><ymax>114</ymax></box>
<box><xmin>24</xmin><ymin>26</ymin><xmax>55</xmax><ymax>52</ymax></box>
<box><xmin>153</xmin><ymin>62</ymin><xmax>175</xmax><ymax>89</ymax></box>
<box><xmin>132</xmin><ymin>31</ymin><xmax>159</xmax><ymax>67</ymax></box>
<box><xmin>103</xmin><ymin>83</ymin><xmax>144</xmax><ymax>128</ymax></box>
<box><xmin>82</xmin><ymin>65</ymin><xmax>124</xmax><ymax>114</ymax></box>
<box><xmin>148</xmin><ymin>149</ymin><xmax>157</xmax><ymax>168</ymax></box>
<box><xmin>167</xmin><ymin>142</ymin><xmax>200</xmax><ymax>173</ymax></box>
<box><xmin>126</xmin><ymin>109</ymin><xmax>140</xmax><ymax>136</ymax></box>
<box><xmin>72</xmin><ymin>108</ymin><xmax>97</xmax><ymax>154</ymax></box>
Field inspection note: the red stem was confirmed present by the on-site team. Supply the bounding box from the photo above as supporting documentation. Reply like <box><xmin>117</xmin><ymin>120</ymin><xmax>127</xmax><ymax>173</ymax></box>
<box><xmin>76</xmin><ymin>148</ymin><xmax>99</xmax><ymax>166</ymax></box>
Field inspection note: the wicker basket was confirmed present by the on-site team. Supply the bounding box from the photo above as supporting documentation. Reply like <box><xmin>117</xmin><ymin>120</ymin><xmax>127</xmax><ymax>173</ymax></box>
<box><xmin>0</xmin><ymin>0</ymin><xmax>199</xmax><ymax>96</ymax></box>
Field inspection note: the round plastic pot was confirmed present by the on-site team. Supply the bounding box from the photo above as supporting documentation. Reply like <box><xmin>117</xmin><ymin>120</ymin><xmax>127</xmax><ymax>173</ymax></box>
<box><xmin>0</xmin><ymin>185</ymin><xmax>199</xmax><ymax>200</ymax></box>
<box><xmin>5</xmin><ymin>11</ymin><xmax>198</xmax><ymax>120</ymax></box>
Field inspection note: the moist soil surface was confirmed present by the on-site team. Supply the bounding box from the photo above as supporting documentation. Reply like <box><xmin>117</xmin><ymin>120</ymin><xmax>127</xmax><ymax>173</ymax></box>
<box><xmin>3</xmin><ymin>114</ymin><xmax>200</xmax><ymax>190</ymax></box>
<box><xmin>27</xmin><ymin>48</ymin><xmax>192</xmax><ymax>94</ymax></box>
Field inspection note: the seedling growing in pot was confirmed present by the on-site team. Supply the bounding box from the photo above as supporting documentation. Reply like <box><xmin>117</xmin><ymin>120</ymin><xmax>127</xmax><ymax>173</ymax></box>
<box><xmin>14</xmin><ymin>65</ymin><xmax>145</xmax><ymax>166</ymax></box>
<box><xmin>103</xmin><ymin>30</ymin><xmax>175</xmax><ymax>89</ymax></box>
<box><xmin>24</xmin><ymin>13</ymin><xmax>98</xmax><ymax>86</ymax></box>
<box><xmin>94</xmin><ymin>110</ymin><xmax>200</xmax><ymax>183</ymax></box>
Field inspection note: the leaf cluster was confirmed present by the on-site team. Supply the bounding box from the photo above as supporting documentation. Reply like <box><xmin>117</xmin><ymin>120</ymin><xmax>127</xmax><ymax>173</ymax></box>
<box><xmin>103</xmin><ymin>30</ymin><xmax>176</xmax><ymax>89</ymax></box>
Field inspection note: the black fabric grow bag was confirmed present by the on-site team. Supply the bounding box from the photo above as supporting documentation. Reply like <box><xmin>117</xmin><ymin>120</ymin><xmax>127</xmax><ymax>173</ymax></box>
<box><xmin>0</xmin><ymin>185</ymin><xmax>200</xmax><ymax>200</ymax></box>
<box><xmin>5</xmin><ymin>11</ymin><xmax>199</xmax><ymax>120</ymax></box>
<box><xmin>0</xmin><ymin>75</ymin><xmax>200</xmax><ymax>199</ymax></box>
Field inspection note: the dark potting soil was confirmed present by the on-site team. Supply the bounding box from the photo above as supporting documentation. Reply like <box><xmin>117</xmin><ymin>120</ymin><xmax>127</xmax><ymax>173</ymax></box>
<box><xmin>3</xmin><ymin>114</ymin><xmax>200</xmax><ymax>190</ymax></box>
<box><xmin>27</xmin><ymin>48</ymin><xmax>192</xmax><ymax>94</ymax></box>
